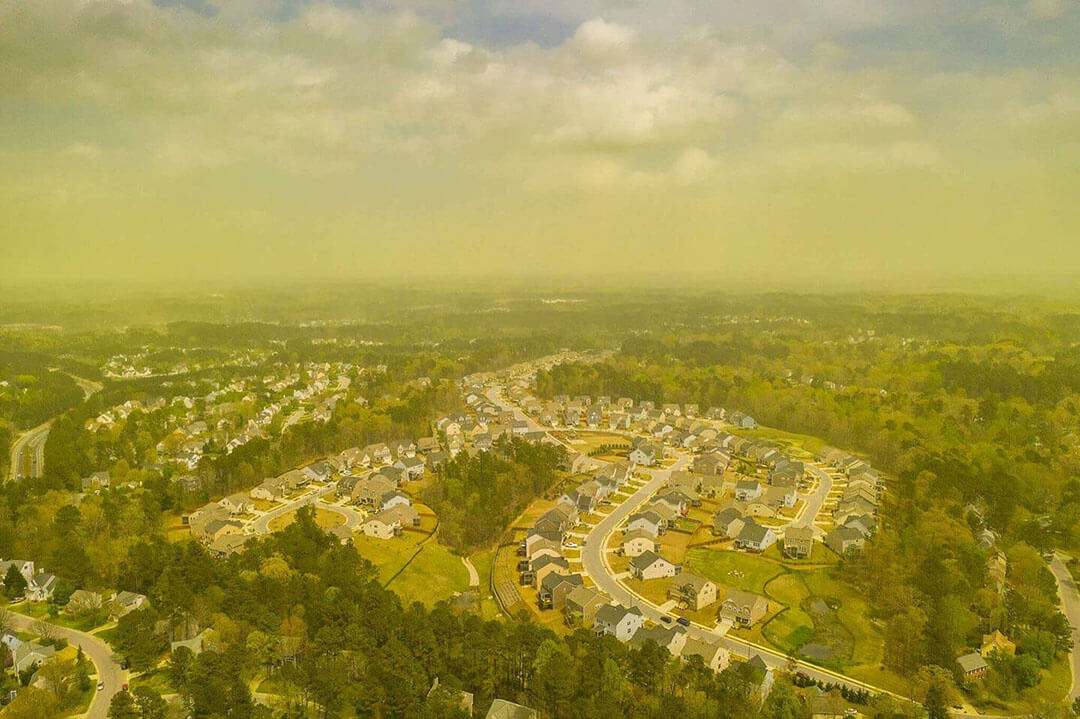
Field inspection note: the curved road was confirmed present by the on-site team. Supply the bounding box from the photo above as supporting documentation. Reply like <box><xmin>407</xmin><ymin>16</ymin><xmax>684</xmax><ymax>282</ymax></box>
<box><xmin>8</xmin><ymin>374</ymin><xmax>102</xmax><ymax>481</ymax></box>
<box><xmin>8</xmin><ymin>610</ymin><xmax>126</xmax><ymax>719</ymax></box>
<box><xmin>1050</xmin><ymin>553</ymin><xmax>1080</xmax><ymax>701</ymax></box>
<box><xmin>9</xmin><ymin>420</ymin><xmax>52</xmax><ymax>480</ymax></box>
<box><xmin>250</xmin><ymin>485</ymin><xmax>364</xmax><ymax>535</ymax></box>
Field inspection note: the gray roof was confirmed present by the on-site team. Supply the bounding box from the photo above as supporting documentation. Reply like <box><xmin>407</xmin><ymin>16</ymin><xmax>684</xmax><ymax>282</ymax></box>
<box><xmin>629</xmin><ymin>550</ymin><xmax>670</xmax><ymax>572</ymax></box>
<box><xmin>486</xmin><ymin>698</ymin><xmax>538</xmax><ymax>719</ymax></box>
<box><xmin>595</xmin><ymin>603</ymin><xmax>642</xmax><ymax>626</ymax></box>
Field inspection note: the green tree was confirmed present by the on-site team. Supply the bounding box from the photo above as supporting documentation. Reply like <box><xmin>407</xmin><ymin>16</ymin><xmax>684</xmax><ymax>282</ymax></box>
<box><xmin>132</xmin><ymin>685</ymin><xmax>168</xmax><ymax>719</ymax></box>
<box><xmin>107</xmin><ymin>691</ymin><xmax>140</xmax><ymax>719</ymax></box>
<box><xmin>4</xmin><ymin>564</ymin><xmax>28</xmax><ymax>598</ymax></box>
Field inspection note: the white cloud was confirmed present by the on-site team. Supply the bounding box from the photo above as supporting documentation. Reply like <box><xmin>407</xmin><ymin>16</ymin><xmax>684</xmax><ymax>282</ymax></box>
<box><xmin>672</xmin><ymin>147</ymin><xmax>714</xmax><ymax>184</ymax></box>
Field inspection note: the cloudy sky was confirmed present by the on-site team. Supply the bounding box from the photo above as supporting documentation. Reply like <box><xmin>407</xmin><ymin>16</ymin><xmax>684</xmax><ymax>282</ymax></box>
<box><xmin>1</xmin><ymin>0</ymin><xmax>1077</xmax><ymax>287</ymax></box>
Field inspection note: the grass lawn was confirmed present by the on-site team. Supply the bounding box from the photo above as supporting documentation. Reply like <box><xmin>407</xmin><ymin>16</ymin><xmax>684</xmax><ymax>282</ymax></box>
<box><xmin>571</xmin><ymin>431</ymin><xmax>630</xmax><ymax>453</ymax></box>
<box><xmin>735</xmin><ymin>426</ymin><xmax>826</xmax><ymax>459</ymax></box>
<box><xmin>386</xmin><ymin>541</ymin><xmax>470</xmax><ymax>606</ymax></box>
<box><xmin>624</xmin><ymin>576</ymin><xmax>673</xmax><ymax>606</ymax></box>
<box><xmin>268</xmin><ymin>507</ymin><xmax>345</xmax><ymax>532</ymax></box>
<box><xmin>683</xmin><ymin>548</ymin><xmax>785</xmax><ymax>595</ymax></box>
<box><xmin>470</xmin><ymin>549</ymin><xmax>494</xmax><ymax>593</ymax></box>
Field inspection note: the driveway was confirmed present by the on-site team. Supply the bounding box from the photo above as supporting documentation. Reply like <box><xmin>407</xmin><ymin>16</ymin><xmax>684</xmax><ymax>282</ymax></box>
<box><xmin>8</xmin><ymin>611</ymin><xmax>126</xmax><ymax>719</ymax></box>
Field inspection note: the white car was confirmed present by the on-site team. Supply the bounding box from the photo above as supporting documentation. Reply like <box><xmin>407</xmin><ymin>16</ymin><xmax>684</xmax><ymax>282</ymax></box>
<box><xmin>564</xmin><ymin>541</ymin><xmax>578</xmax><ymax>549</ymax></box>
<box><xmin>97</xmin><ymin>681</ymin><xmax>104</xmax><ymax>691</ymax></box>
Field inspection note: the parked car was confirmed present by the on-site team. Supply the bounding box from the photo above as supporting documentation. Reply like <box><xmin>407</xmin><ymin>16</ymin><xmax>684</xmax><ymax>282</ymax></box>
<box><xmin>564</xmin><ymin>541</ymin><xmax>578</xmax><ymax>549</ymax></box>
<box><xmin>677</xmin><ymin>617</ymin><xmax>691</xmax><ymax>626</ymax></box>
<box><xmin>659</xmin><ymin>616</ymin><xmax>672</xmax><ymax>624</ymax></box>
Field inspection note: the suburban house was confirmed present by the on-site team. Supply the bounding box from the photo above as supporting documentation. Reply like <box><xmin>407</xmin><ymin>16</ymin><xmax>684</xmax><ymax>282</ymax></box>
<box><xmin>746</xmin><ymin>655</ymin><xmax>776</xmax><ymax>703</ymax></box>
<box><xmin>522</xmin><ymin>529</ymin><xmax>563</xmax><ymax>560</ymax></box>
<box><xmin>539</xmin><ymin>572</ymin><xmax>583</xmax><ymax>610</ymax></box>
<box><xmin>66</xmin><ymin>589</ymin><xmax>104</xmax><ymax>614</ymax></box>
<box><xmin>485</xmin><ymin>699</ymin><xmax>538</xmax><ymax>719</ymax></box>
<box><xmin>250</xmin><ymin>475</ymin><xmax>289</xmax><ymax>501</ymax></box>
<box><xmin>824</xmin><ymin>526</ymin><xmax>865</xmax><ymax>556</ymax></box>
<box><xmin>628</xmin><ymin>442</ymin><xmax>660</xmax><ymax>467</ymax></box>
<box><xmin>208</xmin><ymin>534</ymin><xmax>249</xmax><ymax>557</ymax></box>
<box><xmin>713</xmin><ymin>507</ymin><xmax>746</xmax><ymax>538</ymax></box>
<box><xmin>622</xmin><ymin>529</ymin><xmax>658</xmax><ymax>557</ymax></box>
<box><xmin>668</xmin><ymin>572</ymin><xmax>717</xmax><ymax>610</ymax></box>
<box><xmin>219</xmin><ymin>493</ymin><xmax>253</xmax><ymax>515</ymax></box>
<box><xmin>693</xmin><ymin>453</ymin><xmax>729</xmax><ymax>475</ymax></box>
<box><xmin>361</xmin><ymin>505</ymin><xmax>420</xmax><ymax>539</ymax></box>
<box><xmin>957</xmin><ymin>652</ymin><xmax>989</xmax><ymax>679</ymax></box>
<box><xmin>627</xmin><ymin>510</ymin><xmax>665</xmax><ymax>536</ymax></box>
<box><xmin>27</xmin><ymin>572</ymin><xmax>57</xmax><ymax>602</ymax></box>
<box><xmin>783</xmin><ymin>526</ymin><xmax>816</xmax><ymax>559</ymax></box>
<box><xmin>734</xmin><ymin>480</ymin><xmax>763</xmax><ymax>502</ymax></box>
<box><xmin>351</xmin><ymin>475</ymin><xmax>397</xmax><ymax>506</ymax></box>
<box><xmin>763</xmin><ymin>485</ymin><xmax>797</xmax><ymax>509</ymax></box>
<box><xmin>735</xmin><ymin>521</ymin><xmax>777</xmax><ymax>553</ymax></box>
<box><xmin>653</xmin><ymin>490</ymin><xmax>691</xmax><ymax>516</ymax></box>
<box><xmin>680</xmin><ymin>636</ymin><xmax>731</xmax><ymax>673</ymax></box>
<box><xmin>111</xmin><ymin>590</ymin><xmax>149</xmax><ymax>618</ymax></box>
<box><xmin>394</xmin><ymin>456</ymin><xmax>425</xmax><ymax>480</ymax></box>
<box><xmin>593</xmin><ymin>604</ymin><xmax>644</xmax><ymax>642</ymax></box>
<box><xmin>526</xmin><ymin>555</ymin><xmax>570</xmax><ymax>589</ymax></box>
<box><xmin>379</xmin><ymin>490</ymin><xmax>412</xmax><ymax>511</ymax></box>
<box><xmin>13</xmin><ymin>642</ymin><xmax>56</xmax><ymax>674</ymax></box>
<box><xmin>630</xmin><ymin>625</ymin><xmax>688</xmax><ymax>655</ymax></box>
<box><xmin>981</xmin><ymin>630</ymin><xmax>1016</xmax><ymax>657</ymax></box>
<box><xmin>720</xmin><ymin>589</ymin><xmax>769</xmax><ymax>628</ymax></box>
<box><xmin>564</xmin><ymin>586</ymin><xmax>610</xmax><ymax>629</ymax></box>
<box><xmin>301</xmin><ymin>461</ymin><xmax>334</xmax><ymax>483</ymax></box>
<box><xmin>628</xmin><ymin>550</ymin><xmax>679</xmax><ymax>581</ymax></box>
<box><xmin>362</xmin><ymin>443</ymin><xmax>392</xmax><ymax>465</ymax></box>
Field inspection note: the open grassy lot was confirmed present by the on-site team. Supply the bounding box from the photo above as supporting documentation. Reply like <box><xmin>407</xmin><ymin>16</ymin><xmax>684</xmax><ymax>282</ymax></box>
<box><xmin>267</xmin><ymin>507</ymin><xmax>345</xmax><ymax>532</ymax></box>
<box><xmin>624</xmin><ymin>576</ymin><xmax>674</xmax><ymax>606</ymax></box>
<box><xmin>387</xmin><ymin>541</ymin><xmax>470</xmax><ymax>606</ymax></box>
<box><xmin>734</xmin><ymin>425</ymin><xmax>827</xmax><ymax>459</ymax></box>
<box><xmin>684</xmin><ymin>548</ymin><xmax>785</xmax><ymax>595</ymax></box>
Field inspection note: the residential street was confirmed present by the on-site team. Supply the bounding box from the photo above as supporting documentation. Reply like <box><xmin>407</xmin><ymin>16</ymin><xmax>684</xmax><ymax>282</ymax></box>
<box><xmin>250</xmin><ymin>485</ymin><xmax>363</xmax><ymax>535</ymax></box>
<box><xmin>793</xmin><ymin>465</ymin><xmax>833</xmax><ymax>531</ymax></box>
<box><xmin>8</xmin><ymin>611</ymin><xmax>126</xmax><ymax>719</ymax></box>
<box><xmin>1050</xmin><ymin>552</ymin><xmax>1080</xmax><ymax>701</ymax></box>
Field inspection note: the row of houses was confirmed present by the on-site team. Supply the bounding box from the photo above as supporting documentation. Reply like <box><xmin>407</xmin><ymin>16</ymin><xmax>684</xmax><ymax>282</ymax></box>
<box><xmin>818</xmin><ymin>448</ymin><xmax>883</xmax><ymax>557</ymax></box>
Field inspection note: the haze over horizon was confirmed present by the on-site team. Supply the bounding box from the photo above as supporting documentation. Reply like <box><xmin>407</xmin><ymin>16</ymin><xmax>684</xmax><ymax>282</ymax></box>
<box><xmin>2</xmin><ymin>0</ymin><xmax>1078</xmax><ymax>286</ymax></box>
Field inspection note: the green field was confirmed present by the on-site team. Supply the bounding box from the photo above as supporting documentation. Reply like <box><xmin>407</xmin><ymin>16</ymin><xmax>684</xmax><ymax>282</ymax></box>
<box><xmin>683</xmin><ymin>548</ymin><xmax>785</xmax><ymax>595</ymax></box>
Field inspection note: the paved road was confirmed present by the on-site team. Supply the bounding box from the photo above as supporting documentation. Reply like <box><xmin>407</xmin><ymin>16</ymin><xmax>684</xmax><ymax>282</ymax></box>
<box><xmin>250</xmin><ymin>485</ymin><xmax>363</xmax><ymax>535</ymax></box>
<box><xmin>1050</xmin><ymin>552</ymin><xmax>1080</xmax><ymax>701</ymax></box>
<box><xmin>793</xmin><ymin>465</ymin><xmax>833</xmax><ymax>532</ymax></box>
<box><xmin>8</xmin><ymin>375</ymin><xmax>101</xmax><ymax>481</ymax></box>
<box><xmin>8</xmin><ymin>610</ymin><xmax>127</xmax><ymax>719</ymax></box>
<box><xmin>9</xmin><ymin>420</ymin><xmax>52</xmax><ymax>480</ymax></box>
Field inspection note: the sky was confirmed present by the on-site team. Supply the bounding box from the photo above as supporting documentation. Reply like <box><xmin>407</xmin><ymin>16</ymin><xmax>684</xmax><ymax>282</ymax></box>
<box><xmin>1</xmin><ymin>0</ymin><xmax>1078</xmax><ymax>288</ymax></box>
